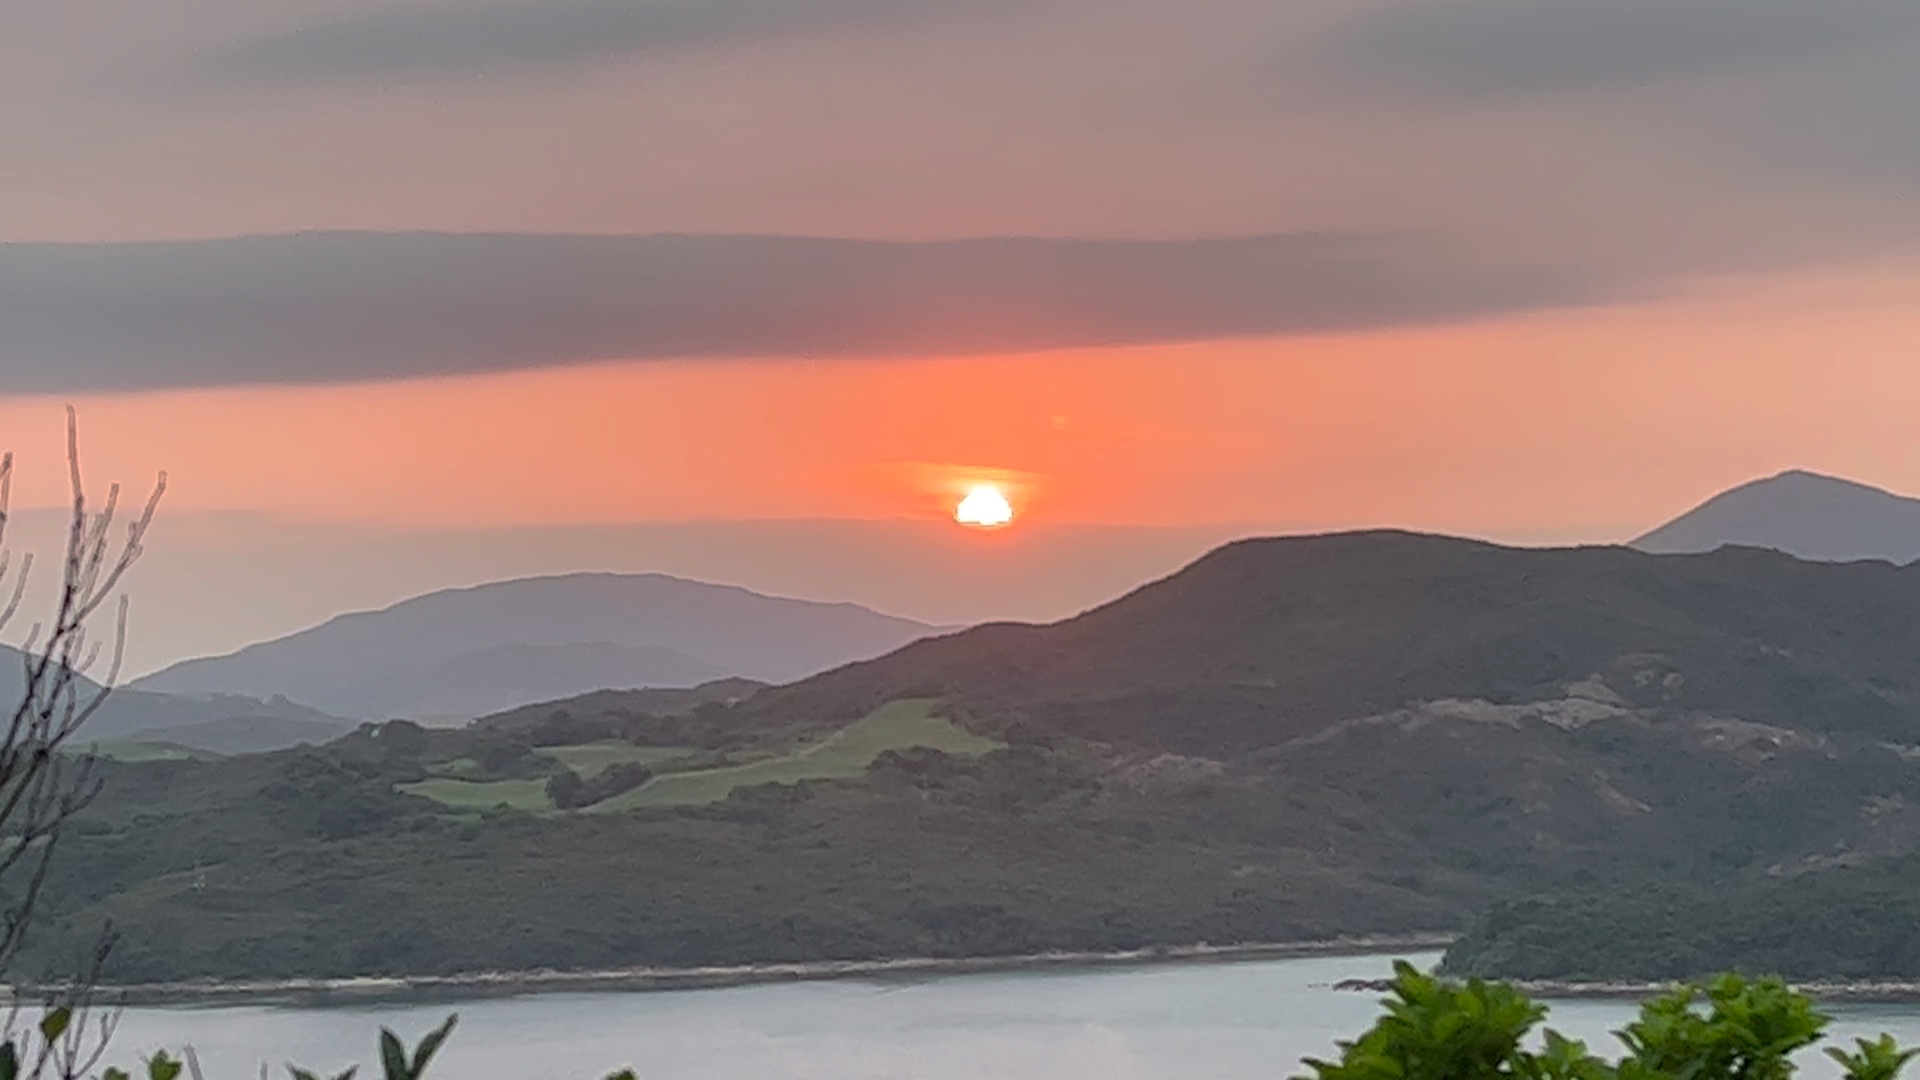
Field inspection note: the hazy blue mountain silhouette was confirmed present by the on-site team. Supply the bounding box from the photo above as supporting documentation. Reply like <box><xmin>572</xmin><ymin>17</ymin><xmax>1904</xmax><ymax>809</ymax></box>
<box><xmin>130</xmin><ymin>573</ymin><xmax>942</xmax><ymax>720</ymax></box>
<box><xmin>0</xmin><ymin>646</ymin><xmax>355</xmax><ymax>749</ymax></box>
<box><xmin>1633</xmin><ymin>469</ymin><xmax>1920</xmax><ymax>564</ymax></box>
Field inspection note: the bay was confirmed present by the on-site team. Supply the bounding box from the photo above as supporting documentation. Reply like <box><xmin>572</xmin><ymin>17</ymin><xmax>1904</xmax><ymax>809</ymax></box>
<box><xmin>89</xmin><ymin>953</ymin><xmax>1920</xmax><ymax>1079</ymax></box>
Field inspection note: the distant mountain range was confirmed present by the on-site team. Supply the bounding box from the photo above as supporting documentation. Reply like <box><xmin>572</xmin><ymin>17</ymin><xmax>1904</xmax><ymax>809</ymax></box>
<box><xmin>41</xmin><ymin>529</ymin><xmax>1920</xmax><ymax>983</ymax></box>
<box><xmin>43</xmin><ymin>468</ymin><xmax>1917</xmax><ymax>752</ymax></box>
<box><xmin>131</xmin><ymin>573</ymin><xmax>943</xmax><ymax>721</ymax></box>
<box><xmin>1634</xmin><ymin>469</ymin><xmax>1920</xmax><ymax>563</ymax></box>
<box><xmin>0</xmin><ymin>648</ymin><xmax>357</xmax><ymax>752</ymax></box>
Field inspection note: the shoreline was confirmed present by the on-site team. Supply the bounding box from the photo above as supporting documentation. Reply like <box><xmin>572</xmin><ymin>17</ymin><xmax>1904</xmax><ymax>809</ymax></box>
<box><xmin>1335</xmin><ymin>976</ymin><xmax>1920</xmax><ymax>1005</ymax></box>
<box><xmin>1523</xmin><ymin>980</ymin><xmax>1920</xmax><ymax>1005</ymax></box>
<box><xmin>13</xmin><ymin>934</ymin><xmax>1455</xmax><ymax>1009</ymax></box>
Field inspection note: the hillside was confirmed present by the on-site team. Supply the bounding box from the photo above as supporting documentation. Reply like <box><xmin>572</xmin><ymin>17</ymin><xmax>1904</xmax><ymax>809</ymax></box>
<box><xmin>29</xmin><ymin>531</ymin><xmax>1920</xmax><ymax>982</ymax></box>
<box><xmin>1634</xmin><ymin>469</ymin><xmax>1920</xmax><ymax>563</ymax></box>
<box><xmin>720</xmin><ymin>528</ymin><xmax>1920</xmax><ymax>753</ymax></box>
<box><xmin>1441</xmin><ymin>861</ymin><xmax>1920</xmax><ymax>982</ymax></box>
<box><xmin>120</xmin><ymin>713</ymin><xmax>360</xmax><ymax>756</ymax></box>
<box><xmin>0</xmin><ymin>646</ymin><xmax>355</xmax><ymax>749</ymax></box>
<box><xmin>474</xmin><ymin>678</ymin><xmax>766</xmax><ymax>736</ymax></box>
<box><xmin>131</xmin><ymin>573</ymin><xmax>941</xmax><ymax>721</ymax></box>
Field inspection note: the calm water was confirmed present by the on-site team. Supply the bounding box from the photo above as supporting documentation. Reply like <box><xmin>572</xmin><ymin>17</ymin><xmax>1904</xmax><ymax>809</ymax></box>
<box><xmin>95</xmin><ymin>953</ymin><xmax>1920</xmax><ymax>1079</ymax></box>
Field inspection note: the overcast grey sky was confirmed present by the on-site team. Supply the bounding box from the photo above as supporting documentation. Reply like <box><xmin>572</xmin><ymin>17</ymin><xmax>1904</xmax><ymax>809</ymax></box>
<box><xmin>7</xmin><ymin>0</ymin><xmax>1920</xmax><ymax>392</ymax></box>
<box><xmin>7</xmin><ymin>0</ymin><xmax>1918</xmax><ymax>252</ymax></box>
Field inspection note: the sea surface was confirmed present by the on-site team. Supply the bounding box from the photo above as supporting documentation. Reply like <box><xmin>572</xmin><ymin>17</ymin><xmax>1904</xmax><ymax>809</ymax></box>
<box><xmin>94</xmin><ymin>953</ymin><xmax>1920</xmax><ymax>1079</ymax></box>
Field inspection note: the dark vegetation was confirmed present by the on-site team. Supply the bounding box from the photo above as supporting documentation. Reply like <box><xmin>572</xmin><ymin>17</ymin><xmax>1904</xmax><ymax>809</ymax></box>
<box><xmin>1305</xmin><ymin>962</ymin><xmax>1917</xmax><ymax>1080</ymax></box>
<box><xmin>21</xmin><ymin>531</ymin><xmax>1920</xmax><ymax>982</ymax></box>
<box><xmin>474</xmin><ymin>678</ymin><xmax>764</xmax><ymax>745</ymax></box>
<box><xmin>18</xmin><ymin>729</ymin><xmax>1459</xmax><ymax>982</ymax></box>
<box><xmin>544</xmin><ymin>761</ymin><xmax>653</xmax><ymax>808</ymax></box>
<box><xmin>1444</xmin><ymin>858</ymin><xmax>1920</xmax><ymax>982</ymax></box>
<box><xmin>722</xmin><ymin>530</ymin><xmax>1920</xmax><ymax>754</ymax></box>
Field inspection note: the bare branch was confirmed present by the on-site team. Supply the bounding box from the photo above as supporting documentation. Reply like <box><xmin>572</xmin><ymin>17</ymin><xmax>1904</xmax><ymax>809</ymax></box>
<box><xmin>0</xmin><ymin>412</ymin><xmax>164</xmax><ymax>985</ymax></box>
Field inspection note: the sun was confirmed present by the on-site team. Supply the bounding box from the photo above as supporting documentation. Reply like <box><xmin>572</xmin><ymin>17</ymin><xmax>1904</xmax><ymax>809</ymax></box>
<box><xmin>954</xmin><ymin>484</ymin><xmax>1015</xmax><ymax>528</ymax></box>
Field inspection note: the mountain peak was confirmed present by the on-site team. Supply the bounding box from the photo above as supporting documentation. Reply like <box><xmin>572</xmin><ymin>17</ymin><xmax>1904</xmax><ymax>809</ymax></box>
<box><xmin>1634</xmin><ymin>470</ymin><xmax>1920</xmax><ymax>564</ymax></box>
<box><xmin>130</xmin><ymin>573</ymin><xmax>941</xmax><ymax>721</ymax></box>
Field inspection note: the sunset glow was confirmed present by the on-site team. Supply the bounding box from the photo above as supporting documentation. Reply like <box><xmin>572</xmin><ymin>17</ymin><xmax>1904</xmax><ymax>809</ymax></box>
<box><xmin>954</xmin><ymin>485</ymin><xmax>1015</xmax><ymax>529</ymax></box>
<box><xmin>10</xmin><ymin>0</ymin><xmax>1920</xmax><ymax>672</ymax></box>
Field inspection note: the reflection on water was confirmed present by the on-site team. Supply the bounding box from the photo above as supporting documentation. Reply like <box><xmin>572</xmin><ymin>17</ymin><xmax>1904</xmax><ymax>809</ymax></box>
<box><xmin>94</xmin><ymin>953</ymin><xmax>1920</xmax><ymax>1080</ymax></box>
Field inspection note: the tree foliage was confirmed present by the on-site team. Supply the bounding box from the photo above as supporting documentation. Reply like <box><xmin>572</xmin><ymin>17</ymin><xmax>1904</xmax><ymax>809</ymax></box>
<box><xmin>1307</xmin><ymin>962</ymin><xmax>1904</xmax><ymax>1080</ymax></box>
<box><xmin>1443</xmin><ymin>863</ymin><xmax>1920</xmax><ymax>983</ymax></box>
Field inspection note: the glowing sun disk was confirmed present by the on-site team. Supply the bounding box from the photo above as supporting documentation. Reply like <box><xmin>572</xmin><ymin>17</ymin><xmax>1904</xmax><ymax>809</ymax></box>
<box><xmin>955</xmin><ymin>485</ymin><xmax>1015</xmax><ymax>528</ymax></box>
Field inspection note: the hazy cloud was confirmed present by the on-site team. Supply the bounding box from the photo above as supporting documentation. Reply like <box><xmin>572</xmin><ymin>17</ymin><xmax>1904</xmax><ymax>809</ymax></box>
<box><xmin>14</xmin><ymin>0</ymin><xmax>1920</xmax><ymax>289</ymax></box>
<box><xmin>201</xmin><ymin>0</ymin><xmax>968</xmax><ymax>83</ymax></box>
<box><xmin>1318</xmin><ymin>0</ymin><xmax>1920</xmax><ymax>99</ymax></box>
<box><xmin>0</xmin><ymin>231</ymin><xmax>1610</xmax><ymax>393</ymax></box>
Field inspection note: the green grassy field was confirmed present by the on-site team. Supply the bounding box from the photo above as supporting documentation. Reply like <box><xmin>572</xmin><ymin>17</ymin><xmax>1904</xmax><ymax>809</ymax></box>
<box><xmin>397</xmin><ymin>777</ymin><xmax>554</xmax><ymax>811</ymax></box>
<box><xmin>532</xmin><ymin>742</ymin><xmax>697</xmax><ymax>777</ymax></box>
<box><xmin>591</xmin><ymin>699</ymin><xmax>1002</xmax><ymax>811</ymax></box>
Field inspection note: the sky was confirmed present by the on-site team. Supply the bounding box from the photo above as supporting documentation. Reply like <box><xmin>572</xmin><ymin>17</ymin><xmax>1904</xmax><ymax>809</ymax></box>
<box><xmin>8</xmin><ymin>0</ymin><xmax>1920</xmax><ymax>672</ymax></box>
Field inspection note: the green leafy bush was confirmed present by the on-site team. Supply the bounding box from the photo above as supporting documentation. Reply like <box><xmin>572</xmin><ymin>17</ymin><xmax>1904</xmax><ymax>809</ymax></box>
<box><xmin>1306</xmin><ymin>962</ymin><xmax>1909</xmax><ymax>1080</ymax></box>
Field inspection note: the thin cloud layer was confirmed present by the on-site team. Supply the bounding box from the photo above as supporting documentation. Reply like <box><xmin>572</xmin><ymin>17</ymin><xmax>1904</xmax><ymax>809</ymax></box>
<box><xmin>1304</xmin><ymin>0</ymin><xmax>1920</xmax><ymax>195</ymax></box>
<box><xmin>201</xmin><ymin>0</ymin><xmax>980</xmax><ymax>83</ymax></box>
<box><xmin>0</xmin><ymin>231</ymin><xmax>1608</xmax><ymax>393</ymax></box>
<box><xmin>1317</xmin><ymin>0</ymin><xmax>1920</xmax><ymax>99</ymax></box>
<box><xmin>10</xmin><ymin>0</ymin><xmax>1920</xmax><ymax>296</ymax></box>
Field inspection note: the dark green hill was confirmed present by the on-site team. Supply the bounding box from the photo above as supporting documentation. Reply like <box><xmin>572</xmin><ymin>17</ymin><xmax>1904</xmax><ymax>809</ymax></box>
<box><xmin>1442</xmin><ymin>859</ymin><xmax>1920</xmax><ymax>982</ymax></box>
<box><xmin>473</xmin><ymin>678</ymin><xmax>766</xmax><ymax>740</ymax></box>
<box><xmin>24</xmin><ymin>531</ymin><xmax>1920</xmax><ymax>983</ymax></box>
<box><xmin>728</xmin><ymin>530</ymin><xmax>1920</xmax><ymax>752</ymax></box>
<box><xmin>121</xmin><ymin>713</ymin><xmax>359</xmax><ymax>755</ymax></box>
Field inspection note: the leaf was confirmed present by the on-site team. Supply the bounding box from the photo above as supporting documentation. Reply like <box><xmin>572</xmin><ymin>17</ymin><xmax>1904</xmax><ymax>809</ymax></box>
<box><xmin>290</xmin><ymin>1067</ymin><xmax>358</xmax><ymax>1080</ymax></box>
<box><xmin>148</xmin><ymin>1052</ymin><xmax>185</xmax><ymax>1080</ymax></box>
<box><xmin>409</xmin><ymin>1015</ymin><xmax>458</xmax><ymax>1076</ymax></box>
<box><xmin>0</xmin><ymin>1042</ymin><xmax>17</xmax><ymax>1080</ymax></box>
<box><xmin>378</xmin><ymin>1031</ymin><xmax>410</xmax><ymax>1080</ymax></box>
<box><xmin>38</xmin><ymin>1007</ymin><xmax>71</xmax><ymax>1044</ymax></box>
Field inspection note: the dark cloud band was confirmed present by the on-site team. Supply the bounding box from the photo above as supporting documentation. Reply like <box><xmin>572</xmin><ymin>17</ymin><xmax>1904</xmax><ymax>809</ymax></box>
<box><xmin>0</xmin><ymin>231</ymin><xmax>1610</xmax><ymax>394</ymax></box>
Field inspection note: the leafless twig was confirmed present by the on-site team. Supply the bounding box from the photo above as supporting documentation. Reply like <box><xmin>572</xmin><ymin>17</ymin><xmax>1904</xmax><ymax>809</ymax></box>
<box><xmin>0</xmin><ymin>408</ymin><xmax>165</xmax><ymax>980</ymax></box>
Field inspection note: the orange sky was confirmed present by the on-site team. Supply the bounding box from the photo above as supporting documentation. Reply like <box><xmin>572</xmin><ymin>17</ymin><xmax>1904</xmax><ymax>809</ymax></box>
<box><xmin>3</xmin><ymin>262</ymin><xmax>1919</xmax><ymax>545</ymax></box>
<box><xmin>14</xmin><ymin>0</ymin><xmax>1920</xmax><ymax>669</ymax></box>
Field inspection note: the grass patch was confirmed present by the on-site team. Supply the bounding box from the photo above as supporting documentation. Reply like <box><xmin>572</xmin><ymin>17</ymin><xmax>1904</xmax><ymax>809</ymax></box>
<box><xmin>398</xmin><ymin>777</ymin><xmax>554</xmax><ymax>812</ymax></box>
<box><xmin>592</xmin><ymin>699</ymin><xmax>1001</xmax><ymax>811</ymax></box>
<box><xmin>533</xmin><ymin>742</ymin><xmax>697</xmax><ymax>778</ymax></box>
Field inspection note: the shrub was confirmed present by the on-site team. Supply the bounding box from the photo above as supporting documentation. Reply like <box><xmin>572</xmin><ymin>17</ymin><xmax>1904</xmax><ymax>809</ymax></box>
<box><xmin>1305</xmin><ymin>961</ymin><xmax>1910</xmax><ymax>1080</ymax></box>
